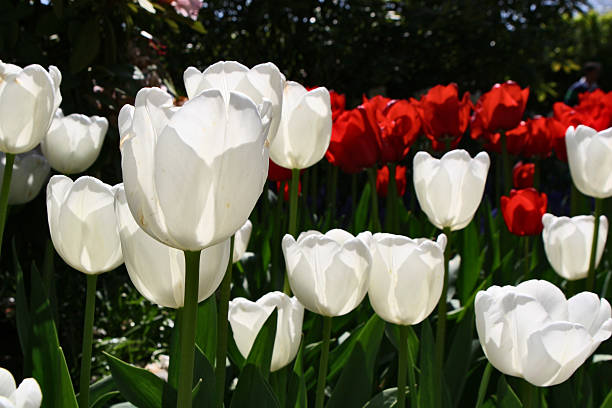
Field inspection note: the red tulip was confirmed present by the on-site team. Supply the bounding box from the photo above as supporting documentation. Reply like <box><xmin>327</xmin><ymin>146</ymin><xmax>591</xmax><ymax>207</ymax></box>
<box><xmin>472</xmin><ymin>81</ymin><xmax>529</xmax><ymax>133</ymax></box>
<box><xmin>268</xmin><ymin>159</ymin><xmax>292</xmax><ymax>181</ymax></box>
<box><xmin>548</xmin><ymin>117</ymin><xmax>569</xmax><ymax>162</ymax></box>
<box><xmin>553</xmin><ymin>90</ymin><xmax>612</xmax><ymax>133</ymax></box>
<box><xmin>417</xmin><ymin>83</ymin><xmax>472</xmax><ymax>151</ymax></box>
<box><xmin>330</xmin><ymin>90</ymin><xmax>346</xmax><ymax>122</ymax></box>
<box><xmin>522</xmin><ymin>116</ymin><xmax>553</xmax><ymax>158</ymax></box>
<box><xmin>276</xmin><ymin>180</ymin><xmax>301</xmax><ymax>201</ymax></box>
<box><xmin>512</xmin><ymin>161</ymin><xmax>535</xmax><ymax>189</ymax></box>
<box><xmin>326</xmin><ymin>109</ymin><xmax>379</xmax><ymax>173</ymax></box>
<box><xmin>475</xmin><ymin>120</ymin><xmax>527</xmax><ymax>155</ymax></box>
<box><xmin>376</xmin><ymin>165</ymin><xmax>407</xmax><ymax>198</ymax></box>
<box><xmin>500</xmin><ymin>188</ymin><xmax>547</xmax><ymax>236</ymax></box>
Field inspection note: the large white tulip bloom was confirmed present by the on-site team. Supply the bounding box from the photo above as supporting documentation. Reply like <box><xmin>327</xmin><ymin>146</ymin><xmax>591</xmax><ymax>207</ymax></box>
<box><xmin>0</xmin><ymin>151</ymin><xmax>49</xmax><ymax>205</ymax></box>
<box><xmin>46</xmin><ymin>175</ymin><xmax>123</xmax><ymax>274</ymax></box>
<box><xmin>269</xmin><ymin>81</ymin><xmax>332</xmax><ymax>170</ymax></box>
<box><xmin>115</xmin><ymin>185</ymin><xmax>229</xmax><ymax>308</ymax></box>
<box><xmin>0</xmin><ymin>61</ymin><xmax>61</xmax><ymax>154</ymax></box>
<box><xmin>232</xmin><ymin>219</ymin><xmax>252</xmax><ymax>263</ymax></box>
<box><xmin>369</xmin><ymin>233</ymin><xmax>446</xmax><ymax>325</ymax></box>
<box><xmin>282</xmin><ymin>229</ymin><xmax>371</xmax><ymax>317</ymax></box>
<box><xmin>41</xmin><ymin>110</ymin><xmax>108</xmax><ymax>174</ymax></box>
<box><xmin>184</xmin><ymin>61</ymin><xmax>284</xmax><ymax>140</ymax></box>
<box><xmin>228</xmin><ymin>292</ymin><xmax>304</xmax><ymax>371</ymax></box>
<box><xmin>542</xmin><ymin>213</ymin><xmax>608</xmax><ymax>281</ymax></box>
<box><xmin>413</xmin><ymin>149</ymin><xmax>490</xmax><ymax>231</ymax></box>
<box><xmin>566</xmin><ymin>125</ymin><xmax>612</xmax><ymax>198</ymax></box>
<box><xmin>0</xmin><ymin>367</ymin><xmax>42</xmax><ymax>408</ymax></box>
<box><xmin>119</xmin><ymin>85</ymin><xmax>270</xmax><ymax>251</ymax></box>
<box><xmin>475</xmin><ymin>280</ymin><xmax>612</xmax><ymax>387</ymax></box>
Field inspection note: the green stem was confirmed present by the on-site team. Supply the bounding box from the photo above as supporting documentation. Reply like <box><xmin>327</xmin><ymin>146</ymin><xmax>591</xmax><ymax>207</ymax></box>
<box><xmin>475</xmin><ymin>362</ymin><xmax>492</xmax><ymax>408</ymax></box>
<box><xmin>434</xmin><ymin>226</ymin><xmax>452</xmax><ymax>408</ymax></box>
<box><xmin>0</xmin><ymin>152</ymin><xmax>15</xmax><ymax>258</ymax></box>
<box><xmin>367</xmin><ymin>167</ymin><xmax>381</xmax><ymax>232</ymax></box>
<box><xmin>523</xmin><ymin>235</ymin><xmax>530</xmax><ymax>280</ymax></box>
<box><xmin>586</xmin><ymin>198</ymin><xmax>603</xmax><ymax>291</ymax></box>
<box><xmin>315</xmin><ymin>316</ymin><xmax>332</xmax><ymax>408</ymax></box>
<box><xmin>397</xmin><ymin>325</ymin><xmax>408</xmax><ymax>408</ymax></box>
<box><xmin>78</xmin><ymin>274</ymin><xmax>98</xmax><ymax>408</ymax></box>
<box><xmin>329</xmin><ymin>165</ymin><xmax>338</xmax><ymax>223</ymax></box>
<box><xmin>215</xmin><ymin>237</ymin><xmax>234</xmax><ymax>407</ymax></box>
<box><xmin>177</xmin><ymin>250</ymin><xmax>201</xmax><ymax>408</ymax></box>
<box><xmin>350</xmin><ymin>173</ymin><xmax>357</xmax><ymax>233</ymax></box>
<box><xmin>406</xmin><ymin>328</ymin><xmax>418</xmax><ymax>408</ymax></box>
<box><xmin>386</xmin><ymin>164</ymin><xmax>398</xmax><ymax>233</ymax></box>
<box><xmin>500</xmin><ymin>130</ymin><xmax>511</xmax><ymax>194</ymax></box>
<box><xmin>284</xmin><ymin>169</ymin><xmax>300</xmax><ymax>294</ymax></box>
<box><xmin>520</xmin><ymin>379</ymin><xmax>540</xmax><ymax>408</ymax></box>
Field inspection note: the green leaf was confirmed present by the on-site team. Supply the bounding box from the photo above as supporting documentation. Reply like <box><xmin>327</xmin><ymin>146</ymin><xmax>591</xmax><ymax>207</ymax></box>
<box><xmin>327</xmin><ymin>314</ymin><xmax>385</xmax><ymax>408</ymax></box>
<box><xmin>105</xmin><ymin>352</ymin><xmax>175</xmax><ymax>408</ymax></box>
<box><xmin>362</xmin><ymin>387</ymin><xmax>409</xmax><ymax>408</ymax></box>
<box><xmin>459</xmin><ymin>222</ymin><xmax>485</xmax><ymax>303</ymax></box>
<box><xmin>91</xmin><ymin>392</ymin><xmax>120</xmax><ymax>408</ymax></box>
<box><xmin>601</xmin><ymin>388</ymin><xmax>612</xmax><ymax>408</ymax></box>
<box><xmin>497</xmin><ymin>376</ymin><xmax>522</xmax><ymax>408</ymax></box>
<box><xmin>384</xmin><ymin>323</ymin><xmax>419</xmax><ymax>364</ymax></box>
<box><xmin>192</xmin><ymin>345</ymin><xmax>216</xmax><ymax>407</ymax></box>
<box><xmin>444</xmin><ymin>313</ymin><xmax>475</xmax><ymax>407</ymax></box>
<box><xmin>286</xmin><ymin>339</ymin><xmax>307</xmax><ymax>408</ymax></box>
<box><xmin>230</xmin><ymin>364</ymin><xmax>280</xmax><ymax>408</ymax></box>
<box><xmin>69</xmin><ymin>17</ymin><xmax>100</xmax><ymax>73</ymax></box>
<box><xmin>354</xmin><ymin>182</ymin><xmax>371</xmax><ymax>233</ymax></box>
<box><xmin>87</xmin><ymin>376</ymin><xmax>117</xmax><ymax>406</ymax></box>
<box><xmin>13</xmin><ymin>241</ymin><xmax>31</xmax><ymax>376</ymax></box>
<box><xmin>196</xmin><ymin>295</ymin><xmax>217</xmax><ymax>364</ymax></box>
<box><xmin>418</xmin><ymin>320</ymin><xmax>436</xmax><ymax>408</ymax></box>
<box><xmin>245</xmin><ymin>308</ymin><xmax>278</xmax><ymax>378</ymax></box>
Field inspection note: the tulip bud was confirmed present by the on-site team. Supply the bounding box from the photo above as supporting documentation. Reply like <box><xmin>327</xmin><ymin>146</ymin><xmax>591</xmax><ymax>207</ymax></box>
<box><xmin>0</xmin><ymin>151</ymin><xmax>50</xmax><ymax>205</ymax></box>
<box><xmin>501</xmin><ymin>188</ymin><xmax>547</xmax><ymax>236</ymax></box>
<box><xmin>413</xmin><ymin>149</ymin><xmax>490</xmax><ymax>231</ymax></box>
<box><xmin>119</xmin><ymin>84</ymin><xmax>270</xmax><ymax>251</ymax></box>
<box><xmin>565</xmin><ymin>125</ymin><xmax>612</xmax><ymax>198</ymax></box>
<box><xmin>542</xmin><ymin>213</ymin><xmax>608</xmax><ymax>281</ymax></box>
<box><xmin>282</xmin><ymin>229</ymin><xmax>372</xmax><ymax>317</ymax></box>
<box><xmin>233</xmin><ymin>219</ymin><xmax>252</xmax><ymax>263</ymax></box>
<box><xmin>269</xmin><ymin>81</ymin><xmax>332</xmax><ymax>170</ymax></box>
<box><xmin>0</xmin><ymin>366</ymin><xmax>42</xmax><ymax>408</ymax></box>
<box><xmin>228</xmin><ymin>292</ymin><xmax>304</xmax><ymax>371</ymax></box>
<box><xmin>114</xmin><ymin>185</ymin><xmax>230</xmax><ymax>308</ymax></box>
<box><xmin>0</xmin><ymin>62</ymin><xmax>62</xmax><ymax>154</ymax></box>
<box><xmin>512</xmin><ymin>161</ymin><xmax>534</xmax><ymax>189</ymax></box>
<box><xmin>475</xmin><ymin>280</ymin><xmax>612</xmax><ymax>386</ymax></box>
<box><xmin>368</xmin><ymin>233</ymin><xmax>446</xmax><ymax>325</ymax></box>
<box><xmin>41</xmin><ymin>110</ymin><xmax>108</xmax><ymax>174</ymax></box>
<box><xmin>46</xmin><ymin>176</ymin><xmax>123</xmax><ymax>274</ymax></box>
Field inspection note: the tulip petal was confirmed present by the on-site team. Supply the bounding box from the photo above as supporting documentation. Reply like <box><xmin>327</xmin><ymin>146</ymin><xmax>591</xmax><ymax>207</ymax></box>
<box><xmin>13</xmin><ymin>378</ymin><xmax>42</xmax><ymax>408</ymax></box>
<box><xmin>0</xmin><ymin>368</ymin><xmax>16</xmax><ymax>398</ymax></box>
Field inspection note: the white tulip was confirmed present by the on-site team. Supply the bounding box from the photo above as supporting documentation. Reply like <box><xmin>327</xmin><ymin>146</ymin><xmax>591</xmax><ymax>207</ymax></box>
<box><xmin>114</xmin><ymin>185</ymin><xmax>230</xmax><ymax>308</ymax></box>
<box><xmin>46</xmin><ymin>175</ymin><xmax>123</xmax><ymax>274</ymax></box>
<box><xmin>0</xmin><ymin>151</ymin><xmax>49</xmax><ymax>205</ymax></box>
<box><xmin>228</xmin><ymin>292</ymin><xmax>304</xmax><ymax>371</ymax></box>
<box><xmin>566</xmin><ymin>125</ymin><xmax>612</xmax><ymax>198</ymax></box>
<box><xmin>0</xmin><ymin>61</ymin><xmax>61</xmax><ymax>154</ymax></box>
<box><xmin>269</xmin><ymin>81</ymin><xmax>332</xmax><ymax>170</ymax></box>
<box><xmin>282</xmin><ymin>229</ymin><xmax>371</xmax><ymax>317</ymax></box>
<box><xmin>233</xmin><ymin>219</ymin><xmax>252</xmax><ymax>263</ymax></box>
<box><xmin>119</xmin><ymin>85</ymin><xmax>270</xmax><ymax>251</ymax></box>
<box><xmin>542</xmin><ymin>213</ymin><xmax>608</xmax><ymax>281</ymax></box>
<box><xmin>413</xmin><ymin>149</ymin><xmax>490</xmax><ymax>231</ymax></box>
<box><xmin>475</xmin><ymin>280</ymin><xmax>612</xmax><ymax>387</ymax></box>
<box><xmin>184</xmin><ymin>61</ymin><xmax>283</xmax><ymax>140</ymax></box>
<box><xmin>368</xmin><ymin>233</ymin><xmax>446</xmax><ymax>325</ymax></box>
<box><xmin>41</xmin><ymin>109</ymin><xmax>108</xmax><ymax>174</ymax></box>
<box><xmin>0</xmin><ymin>367</ymin><xmax>42</xmax><ymax>408</ymax></box>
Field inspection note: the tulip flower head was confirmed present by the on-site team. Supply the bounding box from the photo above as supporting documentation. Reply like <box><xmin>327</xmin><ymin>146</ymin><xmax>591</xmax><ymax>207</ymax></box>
<box><xmin>282</xmin><ymin>229</ymin><xmax>372</xmax><ymax>317</ymax></box>
<box><xmin>329</xmin><ymin>90</ymin><xmax>346</xmax><ymax>121</ymax></box>
<box><xmin>0</xmin><ymin>367</ymin><xmax>42</xmax><ymax>408</ymax></box>
<box><xmin>115</xmin><ymin>185</ymin><xmax>230</xmax><ymax>308</ymax></box>
<box><xmin>325</xmin><ymin>109</ymin><xmax>378</xmax><ymax>173</ymax></box>
<box><xmin>41</xmin><ymin>109</ymin><xmax>108</xmax><ymax>174</ymax></box>
<box><xmin>47</xmin><ymin>175</ymin><xmax>123</xmax><ymax>274</ymax></box>
<box><xmin>0</xmin><ymin>151</ymin><xmax>50</xmax><ymax>205</ymax></box>
<box><xmin>413</xmin><ymin>149</ymin><xmax>490</xmax><ymax>231</ymax></box>
<box><xmin>501</xmin><ymin>188</ymin><xmax>547</xmax><ymax>236</ymax></box>
<box><xmin>523</xmin><ymin>116</ymin><xmax>554</xmax><ymax>159</ymax></box>
<box><xmin>542</xmin><ymin>213</ymin><xmax>608</xmax><ymax>281</ymax></box>
<box><xmin>512</xmin><ymin>161</ymin><xmax>535</xmax><ymax>189</ymax></box>
<box><xmin>472</xmin><ymin>81</ymin><xmax>529</xmax><ymax>133</ymax></box>
<box><xmin>0</xmin><ymin>61</ymin><xmax>62</xmax><ymax>154</ymax></box>
<box><xmin>228</xmin><ymin>292</ymin><xmax>304</xmax><ymax>371</ymax></box>
<box><xmin>232</xmin><ymin>219</ymin><xmax>252</xmax><ymax>263</ymax></box>
<box><xmin>119</xmin><ymin>82</ymin><xmax>270</xmax><ymax>251</ymax></box>
<box><xmin>268</xmin><ymin>159</ymin><xmax>292</xmax><ymax>182</ymax></box>
<box><xmin>565</xmin><ymin>125</ymin><xmax>612</xmax><ymax>198</ymax></box>
<box><xmin>269</xmin><ymin>81</ymin><xmax>332</xmax><ymax>169</ymax></box>
<box><xmin>475</xmin><ymin>280</ymin><xmax>612</xmax><ymax>386</ymax></box>
<box><xmin>368</xmin><ymin>233</ymin><xmax>446</xmax><ymax>325</ymax></box>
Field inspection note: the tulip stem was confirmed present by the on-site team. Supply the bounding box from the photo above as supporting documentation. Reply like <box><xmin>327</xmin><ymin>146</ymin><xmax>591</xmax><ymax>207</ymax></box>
<box><xmin>284</xmin><ymin>169</ymin><xmax>300</xmax><ymax>294</ymax></box>
<box><xmin>315</xmin><ymin>316</ymin><xmax>332</xmax><ymax>408</ymax></box>
<box><xmin>177</xmin><ymin>250</ymin><xmax>201</xmax><ymax>408</ymax></box>
<box><xmin>520</xmin><ymin>379</ymin><xmax>540</xmax><ymax>408</ymax></box>
<box><xmin>78</xmin><ymin>274</ymin><xmax>97</xmax><ymax>408</ymax></box>
<box><xmin>397</xmin><ymin>325</ymin><xmax>408</xmax><ymax>408</ymax></box>
<box><xmin>367</xmin><ymin>167</ymin><xmax>381</xmax><ymax>232</ymax></box>
<box><xmin>0</xmin><ymin>152</ymin><xmax>15</xmax><ymax>258</ymax></box>
<box><xmin>434</xmin><ymin>226</ymin><xmax>452</xmax><ymax>408</ymax></box>
<box><xmin>215</xmin><ymin>237</ymin><xmax>234</xmax><ymax>407</ymax></box>
<box><xmin>586</xmin><ymin>198</ymin><xmax>603</xmax><ymax>292</ymax></box>
<box><xmin>523</xmin><ymin>236</ymin><xmax>531</xmax><ymax>280</ymax></box>
<box><xmin>329</xmin><ymin>164</ymin><xmax>338</xmax><ymax>223</ymax></box>
<box><xmin>500</xmin><ymin>130</ymin><xmax>511</xmax><ymax>194</ymax></box>
<box><xmin>474</xmin><ymin>362</ymin><xmax>492</xmax><ymax>408</ymax></box>
<box><xmin>386</xmin><ymin>163</ymin><xmax>398</xmax><ymax>233</ymax></box>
